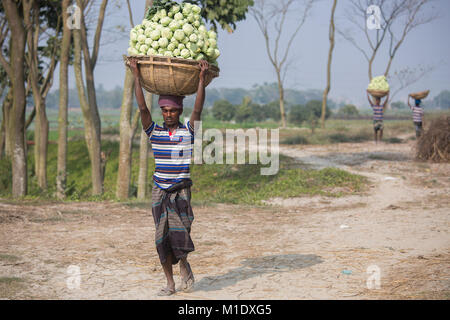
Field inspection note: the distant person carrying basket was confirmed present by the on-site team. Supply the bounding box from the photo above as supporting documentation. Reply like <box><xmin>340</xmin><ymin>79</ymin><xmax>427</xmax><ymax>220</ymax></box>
<box><xmin>367</xmin><ymin>92</ymin><xmax>389</xmax><ymax>144</ymax></box>
<box><xmin>129</xmin><ymin>58</ymin><xmax>209</xmax><ymax>296</ymax></box>
<box><xmin>408</xmin><ymin>97</ymin><xmax>424</xmax><ymax>138</ymax></box>
<box><xmin>408</xmin><ymin>90</ymin><xmax>429</xmax><ymax>138</ymax></box>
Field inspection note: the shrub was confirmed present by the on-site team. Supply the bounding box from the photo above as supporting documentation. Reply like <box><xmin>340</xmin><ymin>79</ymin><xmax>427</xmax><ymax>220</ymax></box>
<box><xmin>212</xmin><ymin>99</ymin><xmax>236</xmax><ymax>121</ymax></box>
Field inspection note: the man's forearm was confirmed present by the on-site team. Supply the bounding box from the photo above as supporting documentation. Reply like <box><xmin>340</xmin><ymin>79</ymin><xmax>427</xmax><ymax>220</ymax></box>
<box><xmin>191</xmin><ymin>79</ymin><xmax>205</xmax><ymax>121</ymax></box>
<box><xmin>134</xmin><ymin>76</ymin><xmax>152</xmax><ymax>130</ymax></box>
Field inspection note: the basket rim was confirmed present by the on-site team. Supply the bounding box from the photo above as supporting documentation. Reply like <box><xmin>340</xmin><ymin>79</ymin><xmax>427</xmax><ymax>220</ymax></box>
<box><xmin>410</xmin><ymin>90</ymin><xmax>430</xmax><ymax>96</ymax></box>
<box><xmin>125</xmin><ymin>54</ymin><xmax>220</xmax><ymax>73</ymax></box>
<box><xmin>367</xmin><ymin>88</ymin><xmax>389</xmax><ymax>93</ymax></box>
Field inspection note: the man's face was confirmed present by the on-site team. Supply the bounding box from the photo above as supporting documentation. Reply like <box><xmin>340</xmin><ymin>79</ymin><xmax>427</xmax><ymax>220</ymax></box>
<box><xmin>375</xmin><ymin>98</ymin><xmax>381</xmax><ymax>105</ymax></box>
<box><xmin>161</xmin><ymin>106</ymin><xmax>182</xmax><ymax>126</ymax></box>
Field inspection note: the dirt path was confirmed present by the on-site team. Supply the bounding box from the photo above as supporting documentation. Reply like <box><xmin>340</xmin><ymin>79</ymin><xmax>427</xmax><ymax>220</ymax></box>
<box><xmin>1</xmin><ymin>139</ymin><xmax>449</xmax><ymax>299</ymax></box>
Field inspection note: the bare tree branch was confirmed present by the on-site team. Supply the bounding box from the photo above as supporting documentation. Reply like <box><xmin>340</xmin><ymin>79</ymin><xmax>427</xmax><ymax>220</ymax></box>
<box><xmin>339</xmin><ymin>0</ymin><xmax>438</xmax><ymax>80</ymax></box>
<box><xmin>389</xmin><ymin>64</ymin><xmax>436</xmax><ymax>101</ymax></box>
<box><xmin>126</xmin><ymin>0</ymin><xmax>134</xmax><ymax>28</ymax></box>
<box><xmin>90</xmin><ymin>0</ymin><xmax>108</xmax><ymax>68</ymax></box>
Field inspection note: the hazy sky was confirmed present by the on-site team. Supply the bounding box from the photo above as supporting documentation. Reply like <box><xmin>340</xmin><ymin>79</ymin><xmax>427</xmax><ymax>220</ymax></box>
<box><xmin>60</xmin><ymin>0</ymin><xmax>450</xmax><ymax>106</ymax></box>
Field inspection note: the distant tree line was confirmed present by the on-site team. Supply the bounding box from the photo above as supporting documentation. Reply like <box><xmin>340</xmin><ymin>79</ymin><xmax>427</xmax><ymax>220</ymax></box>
<box><xmin>35</xmin><ymin>85</ymin><xmax>449</xmax><ymax>114</ymax></box>
<box><xmin>211</xmin><ymin>97</ymin><xmax>332</xmax><ymax>133</ymax></box>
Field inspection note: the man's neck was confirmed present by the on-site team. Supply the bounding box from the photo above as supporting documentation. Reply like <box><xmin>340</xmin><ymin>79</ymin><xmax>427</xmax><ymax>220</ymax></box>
<box><xmin>165</xmin><ymin>122</ymin><xmax>180</xmax><ymax>132</ymax></box>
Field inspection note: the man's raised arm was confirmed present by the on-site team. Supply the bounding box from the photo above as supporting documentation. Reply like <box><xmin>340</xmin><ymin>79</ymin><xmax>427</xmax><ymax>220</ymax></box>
<box><xmin>129</xmin><ymin>58</ymin><xmax>152</xmax><ymax>131</ymax></box>
<box><xmin>190</xmin><ymin>60</ymin><xmax>209</xmax><ymax>127</ymax></box>
<box><xmin>383</xmin><ymin>93</ymin><xmax>390</xmax><ymax>110</ymax></box>
<box><xmin>407</xmin><ymin>95</ymin><xmax>413</xmax><ymax>109</ymax></box>
<box><xmin>367</xmin><ymin>92</ymin><xmax>373</xmax><ymax>106</ymax></box>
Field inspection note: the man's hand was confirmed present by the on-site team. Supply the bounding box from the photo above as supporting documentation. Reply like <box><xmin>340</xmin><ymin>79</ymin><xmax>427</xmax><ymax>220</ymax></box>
<box><xmin>129</xmin><ymin>58</ymin><xmax>140</xmax><ymax>79</ymax></box>
<box><xmin>198</xmin><ymin>60</ymin><xmax>209</xmax><ymax>83</ymax></box>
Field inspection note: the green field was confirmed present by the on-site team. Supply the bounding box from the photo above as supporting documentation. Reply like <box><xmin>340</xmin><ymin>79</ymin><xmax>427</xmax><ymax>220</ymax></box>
<box><xmin>0</xmin><ymin>138</ymin><xmax>366</xmax><ymax>204</ymax></box>
<box><xmin>4</xmin><ymin>110</ymin><xmax>447</xmax><ymax>204</ymax></box>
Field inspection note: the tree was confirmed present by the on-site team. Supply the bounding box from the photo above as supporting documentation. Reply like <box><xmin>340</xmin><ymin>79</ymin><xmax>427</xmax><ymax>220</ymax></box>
<box><xmin>339</xmin><ymin>0</ymin><xmax>438</xmax><ymax>80</ymax></box>
<box><xmin>432</xmin><ymin>90</ymin><xmax>450</xmax><ymax>110</ymax></box>
<box><xmin>116</xmin><ymin>0</ymin><xmax>147</xmax><ymax>200</ymax></box>
<box><xmin>251</xmin><ymin>0</ymin><xmax>316</xmax><ymax>127</ymax></box>
<box><xmin>305</xmin><ymin>100</ymin><xmax>326</xmax><ymax>133</ymax></box>
<box><xmin>235</xmin><ymin>96</ymin><xmax>253</xmax><ymax>123</ymax></box>
<box><xmin>73</xmin><ymin>0</ymin><xmax>108</xmax><ymax>196</ymax></box>
<box><xmin>389</xmin><ymin>64</ymin><xmax>435</xmax><ymax>102</ymax></box>
<box><xmin>212</xmin><ymin>99</ymin><xmax>236</xmax><ymax>121</ymax></box>
<box><xmin>24</xmin><ymin>0</ymin><xmax>63</xmax><ymax>191</ymax></box>
<box><xmin>289</xmin><ymin>100</ymin><xmax>331</xmax><ymax>133</ymax></box>
<box><xmin>56</xmin><ymin>0</ymin><xmax>72</xmax><ymax>199</ymax></box>
<box><xmin>321</xmin><ymin>0</ymin><xmax>337</xmax><ymax>129</ymax></box>
<box><xmin>262</xmin><ymin>100</ymin><xmax>281</xmax><ymax>122</ymax></box>
<box><xmin>135</xmin><ymin>0</ymin><xmax>154</xmax><ymax>201</ymax></box>
<box><xmin>390</xmin><ymin>101</ymin><xmax>407</xmax><ymax>109</ymax></box>
<box><xmin>184</xmin><ymin>0</ymin><xmax>254</xmax><ymax>32</ymax></box>
<box><xmin>288</xmin><ymin>104</ymin><xmax>307</xmax><ymax>125</ymax></box>
<box><xmin>0</xmin><ymin>0</ymin><xmax>31</xmax><ymax>197</ymax></box>
<box><xmin>338</xmin><ymin>104</ymin><xmax>359</xmax><ymax>116</ymax></box>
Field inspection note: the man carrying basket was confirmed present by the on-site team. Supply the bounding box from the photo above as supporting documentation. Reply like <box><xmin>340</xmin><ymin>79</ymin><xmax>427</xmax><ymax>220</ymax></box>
<box><xmin>408</xmin><ymin>97</ymin><xmax>424</xmax><ymax>138</ymax></box>
<box><xmin>408</xmin><ymin>90</ymin><xmax>429</xmax><ymax>138</ymax></box>
<box><xmin>129</xmin><ymin>58</ymin><xmax>209</xmax><ymax>296</ymax></box>
<box><xmin>367</xmin><ymin>92</ymin><xmax>390</xmax><ymax>144</ymax></box>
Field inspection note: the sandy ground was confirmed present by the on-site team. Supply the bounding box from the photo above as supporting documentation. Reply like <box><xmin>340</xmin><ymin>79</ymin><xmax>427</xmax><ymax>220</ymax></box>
<box><xmin>0</xmin><ymin>138</ymin><xmax>449</xmax><ymax>300</ymax></box>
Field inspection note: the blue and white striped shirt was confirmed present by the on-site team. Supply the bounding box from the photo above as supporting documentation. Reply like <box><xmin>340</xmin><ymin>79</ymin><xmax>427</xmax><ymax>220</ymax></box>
<box><xmin>410</xmin><ymin>106</ymin><xmax>424</xmax><ymax>122</ymax></box>
<box><xmin>144</xmin><ymin>119</ymin><xmax>194</xmax><ymax>190</ymax></box>
<box><xmin>371</xmin><ymin>104</ymin><xmax>384</xmax><ymax>121</ymax></box>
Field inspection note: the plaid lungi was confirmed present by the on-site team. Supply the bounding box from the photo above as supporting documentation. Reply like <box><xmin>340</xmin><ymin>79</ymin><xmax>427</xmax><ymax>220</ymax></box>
<box><xmin>151</xmin><ymin>184</ymin><xmax>195</xmax><ymax>265</ymax></box>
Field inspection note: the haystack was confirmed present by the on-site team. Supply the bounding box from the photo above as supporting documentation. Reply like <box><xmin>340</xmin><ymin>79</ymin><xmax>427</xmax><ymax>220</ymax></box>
<box><xmin>416</xmin><ymin>117</ymin><xmax>450</xmax><ymax>162</ymax></box>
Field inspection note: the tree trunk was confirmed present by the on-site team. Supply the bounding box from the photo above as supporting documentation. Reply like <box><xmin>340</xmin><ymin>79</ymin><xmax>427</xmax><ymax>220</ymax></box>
<box><xmin>33</xmin><ymin>97</ymin><xmax>49</xmax><ymax>190</ymax></box>
<box><xmin>321</xmin><ymin>0</ymin><xmax>337</xmax><ymax>129</ymax></box>
<box><xmin>56</xmin><ymin>0</ymin><xmax>72</xmax><ymax>199</ymax></box>
<box><xmin>3</xmin><ymin>0</ymin><xmax>28</xmax><ymax>197</ymax></box>
<box><xmin>117</xmin><ymin>0</ymin><xmax>152</xmax><ymax>200</ymax></box>
<box><xmin>276</xmin><ymin>71</ymin><xmax>286</xmax><ymax>128</ymax></box>
<box><xmin>116</xmin><ymin>69</ymin><xmax>136</xmax><ymax>200</ymax></box>
<box><xmin>137</xmin><ymin>92</ymin><xmax>152</xmax><ymax>200</ymax></box>
<box><xmin>0</xmin><ymin>99</ymin><xmax>5</xmax><ymax>159</ymax></box>
<box><xmin>73</xmin><ymin>29</ymin><xmax>103</xmax><ymax>196</ymax></box>
<box><xmin>0</xmin><ymin>89</ymin><xmax>12</xmax><ymax>158</ymax></box>
<box><xmin>72</xmin><ymin>0</ymin><xmax>108</xmax><ymax>195</ymax></box>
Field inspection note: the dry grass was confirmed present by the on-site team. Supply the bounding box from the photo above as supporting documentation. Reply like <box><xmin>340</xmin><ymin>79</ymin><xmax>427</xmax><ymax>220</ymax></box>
<box><xmin>416</xmin><ymin>117</ymin><xmax>450</xmax><ymax>162</ymax></box>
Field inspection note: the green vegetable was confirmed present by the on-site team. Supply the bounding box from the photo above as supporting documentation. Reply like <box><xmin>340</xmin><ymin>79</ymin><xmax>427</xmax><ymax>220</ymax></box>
<box><xmin>182</xmin><ymin>23</ymin><xmax>194</xmax><ymax>36</ymax></box>
<box><xmin>368</xmin><ymin>76</ymin><xmax>390</xmax><ymax>91</ymax></box>
<box><xmin>128</xmin><ymin>1</ymin><xmax>220</xmax><ymax>64</ymax></box>
<box><xmin>173</xmin><ymin>29</ymin><xmax>185</xmax><ymax>41</ymax></box>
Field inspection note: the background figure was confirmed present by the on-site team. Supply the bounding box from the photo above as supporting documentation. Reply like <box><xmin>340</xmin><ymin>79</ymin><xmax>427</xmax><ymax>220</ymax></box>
<box><xmin>408</xmin><ymin>97</ymin><xmax>425</xmax><ymax>138</ymax></box>
<box><xmin>367</xmin><ymin>93</ymin><xmax>389</xmax><ymax>144</ymax></box>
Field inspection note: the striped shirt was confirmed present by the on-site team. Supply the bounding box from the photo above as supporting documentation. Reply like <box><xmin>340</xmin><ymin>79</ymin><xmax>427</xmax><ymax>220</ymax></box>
<box><xmin>144</xmin><ymin>119</ymin><xmax>194</xmax><ymax>190</ymax></box>
<box><xmin>410</xmin><ymin>106</ymin><xmax>424</xmax><ymax>122</ymax></box>
<box><xmin>371</xmin><ymin>104</ymin><xmax>384</xmax><ymax>121</ymax></box>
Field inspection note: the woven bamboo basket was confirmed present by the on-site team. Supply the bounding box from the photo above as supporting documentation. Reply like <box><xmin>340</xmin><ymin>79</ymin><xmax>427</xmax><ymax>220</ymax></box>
<box><xmin>125</xmin><ymin>55</ymin><xmax>220</xmax><ymax>96</ymax></box>
<box><xmin>367</xmin><ymin>89</ymin><xmax>389</xmax><ymax>98</ymax></box>
<box><xmin>410</xmin><ymin>90</ymin><xmax>430</xmax><ymax>100</ymax></box>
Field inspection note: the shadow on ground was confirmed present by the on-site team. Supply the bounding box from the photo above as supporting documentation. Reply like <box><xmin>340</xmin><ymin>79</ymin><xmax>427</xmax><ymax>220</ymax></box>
<box><xmin>290</xmin><ymin>151</ymin><xmax>412</xmax><ymax>170</ymax></box>
<box><xmin>325</xmin><ymin>151</ymin><xmax>412</xmax><ymax>166</ymax></box>
<box><xmin>194</xmin><ymin>254</ymin><xmax>323</xmax><ymax>292</ymax></box>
